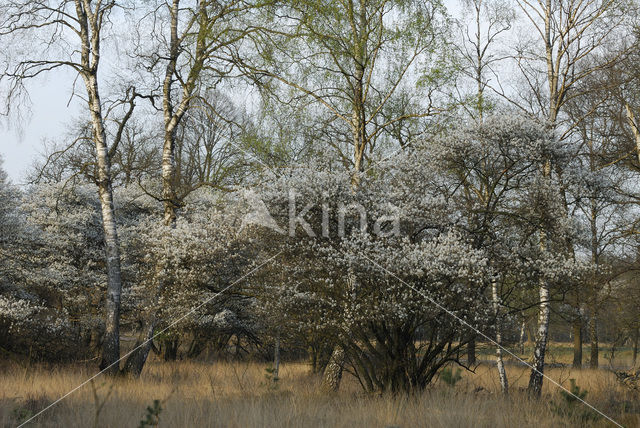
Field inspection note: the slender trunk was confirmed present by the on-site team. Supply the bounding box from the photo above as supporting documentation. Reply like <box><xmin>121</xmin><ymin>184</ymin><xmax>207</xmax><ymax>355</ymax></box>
<box><xmin>162</xmin><ymin>129</ymin><xmax>178</xmax><ymax>225</ymax></box>
<box><xmin>75</xmin><ymin>0</ymin><xmax>125</xmax><ymax>376</ymax></box>
<box><xmin>121</xmin><ymin>270</ymin><xmax>163</xmax><ymax>377</ymax></box>
<box><xmin>572</xmin><ymin>318</ymin><xmax>582</xmax><ymax>369</ymax></box>
<box><xmin>162</xmin><ymin>0</ymin><xmax>181</xmax><ymax>226</ymax></box>
<box><xmin>351</xmin><ymin>1</ymin><xmax>367</xmax><ymax>185</ymax></box>
<box><xmin>519</xmin><ymin>319</ymin><xmax>526</xmax><ymax>354</ymax></box>
<box><xmin>321</xmin><ymin>346</ymin><xmax>345</xmax><ymax>393</ymax></box>
<box><xmin>310</xmin><ymin>346</ymin><xmax>318</xmax><ymax>374</ymax></box>
<box><xmin>163</xmin><ymin>337</ymin><xmax>179</xmax><ymax>361</ymax></box>
<box><xmin>321</xmin><ymin>271</ymin><xmax>351</xmax><ymax>392</ymax></box>
<box><xmin>528</xmin><ymin>280</ymin><xmax>550</xmax><ymax>396</ymax></box>
<box><xmin>610</xmin><ymin>340</ymin><xmax>617</xmax><ymax>364</ymax></box>
<box><xmin>589</xmin><ymin>312</ymin><xmax>599</xmax><ymax>369</ymax></box>
<box><xmin>123</xmin><ymin>0</ymin><xmax>181</xmax><ymax>378</ymax></box>
<box><xmin>161</xmin><ymin>0</ymin><xmax>207</xmax><ymax>223</ymax></box>
<box><xmin>186</xmin><ymin>335</ymin><xmax>206</xmax><ymax>359</ymax></box>
<box><xmin>528</xmin><ymin>160</ymin><xmax>552</xmax><ymax>397</ymax></box>
<box><xmin>325</xmin><ymin>2</ymin><xmax>367</xmax><ymax>388</ymax></box>
<box><xmin>624</xmin><ymin>102</ymin><xmax>640</xmax><ymax>164</ymax></box>
<box><xmin>121</xmin><ymin>247</ymin><xmax>168</xmax><ymax>376</ymax></box>
<box><xmin>492</xmin><ymin>280</ymin><xmax>508</xmax><ymax>395</ymax></box>
<box><xmin>351</xmin><ymin>69</ymin><xmax>366</xmax><ymax>186</ymax></box>
<box><xmin>83</xmin><ymin>71</ymin><xmax>123</xmax><ymax>376</ymax></box>
<box><xmin>474</xmin><ymin>0</ymin><xmax>484</xmax><ymax>122</ymax></box>
<box><xmin>121</xmin><ymin>320</ymin><xmax>155</xmax><ymax>378</ymax></box>
<box><xmin>273</xmin><ymin>330</ymin><xmax>281</xmax><ymax>382</ymax></box>
<box><xmin>543</xmin><ymin>0</ymin><xmax>559</xmax><ymax>128</ymax></box>
<box><xmin>467</xmin><ymin>336</ymin><xmax>476</xmax><ymax>366</ymax></box>
<box><xmin>632</xmin><ymin>327</ymin><xmax>638</xmax><ymax>368</ymax></box>
<box><xmin>96</xmin><ymin>179</ymin><xmax>123</xmax><ymax>375</ymax></box>
<box><xmin>122</xmin><ymin>0</ymin><xmax>209</xmax><ymax>377</ymax></box>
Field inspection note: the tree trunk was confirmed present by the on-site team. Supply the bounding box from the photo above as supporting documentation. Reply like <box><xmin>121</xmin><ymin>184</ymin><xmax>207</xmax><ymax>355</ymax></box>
<box><xmin>589</xmin><ymin>312</ymin><xmax>599</xmax><ymax>369</ymax></box>
<box><xmin>162</xmin><ymin>128</ymin><xmax>178</xmax><ymax>225</ymax></box>
<box><xmin>96</xmin><ymin>180</ymin><xmax>123</xmax><ymax>375</ymax></box>
<box><xmin>528</xmin><ymin>280</ymin><xmax>550</xmax><ymax>397</ymax></box>
<box><xmin>163</xmin><ymin>337</ymin><xmax>179</xmax><ymax>361</ymax></box>
<box><xmin>83</xmin><ymin>72</ymin><xmax>123</xmax><ymax>376</ymax></box>
<box><xmin>632</xmin><ymin>327</ymin><xmax>638</xmax><ymax>368</ymax></box>
<box><xmin>528</xmin><ymin>159</ymin><xmax>552</xmax><ymax>397</ymax></box>
<box><xmin>121</xmin><ymin>320</ymin><xmax>155</xmax><ymax>378</ymax></box>
<box><xmin>610</xmin><ymin>340</ymin><xmax>617</xmax><ymax>364</ymax></box>
<box><xmin>624</xmin><ymin>102</ymin><xmax>640</xmax><ymax>164</ymax></box>
<box><xmin>310</xmin><ymin>345</ymin><xmax>318</xmax><ymax>374</ymax></box>
<box><xmin>121</xmin><ymin>0</ymin><xmax>208</xmax><ymax>378</ymax></box>
<box><xmin>492</xmin><ymin>280</ymin><xmax>508</xmax><ymax>395</ymax></box>
<box><xmin>519</xmin><ymin>319</ymin><xmax>526</xmax><ymax>354</ymax></box>
<box><xmin>121</xmin><ymin>259</ymin><xmax>167</xmax><ymax>377</ymax></box>
<box><xmin>350</xmin><ymin>4</ymin><xmax>367</xmax><ymax>186</ymax></box>
<box><xmin>161</xmin><ymin>0</ymin><xmax>208</xmax><ymax>225</ymax></box>
<box><xmin>467</xmin><ymin>336</ymin><xmax>476</xmax><ymax>366</ymax></box>
<box><xmin>161</xmin><ymin>0</ymin><xmax>181</xmax><ymax>226</ymax></box>
<box><xmin>321</xmin><ymin>346</ymin><xmax>345</xmax><ymax>393</ymax></box>
<box><xmin>572</xmin><ymin>318</ymin><xmax>582</xmax><ymax>369</ymax></box>
<box><xmin>186</xmin><ymin>335</ymin><xmax>207</xmax><ymax>359</ymax></box>
<box><xmin>273</xmin><ymin>331</ymin><xmax>281</xmax><ymax>382</ymax></box>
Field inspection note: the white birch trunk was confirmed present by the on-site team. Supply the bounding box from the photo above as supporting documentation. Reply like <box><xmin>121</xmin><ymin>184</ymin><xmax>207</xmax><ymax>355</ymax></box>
<box><xmin>519</xmin><ymin>319</ymin><xmax>526</xmax><ymax>354</ymax></box>
<box><xmin>75</xmin><ymin>0</ymin><xmax>123</xmax><ymax>375</ymax></box>
<box><xmin>528</xmin><ymin>161</ymin><xmax>552</xmax><ymax>397</ymax></box>
<box><xmin>122</xmin><ymin>0</ymin><xmax>211</xmax><ymax>377</ymax></box>
<box><xmin>528</xmin><ymin>277</ymin><xmax>550</xmax><ymax>396</ymax></box>
<box><xmin>492</xmin><ymin>279</ymin><xmax>508</xmax><ymax>395</ymax></box>
<box><xmin>624</xmin><ymin>102</ymin><xmax>640</xmax><ymax>164</ymax></box>
<box><xmin>161</xmin><ymin>0</ymin><xmax>181</xmax><ymax>226</ymax></box>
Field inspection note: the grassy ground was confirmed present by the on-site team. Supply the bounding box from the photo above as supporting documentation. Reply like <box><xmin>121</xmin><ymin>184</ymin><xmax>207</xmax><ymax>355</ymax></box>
<box><xmin>1</xmin><ymin>351</ymin><xmax>638</xmax><ymax>427</ymax></box>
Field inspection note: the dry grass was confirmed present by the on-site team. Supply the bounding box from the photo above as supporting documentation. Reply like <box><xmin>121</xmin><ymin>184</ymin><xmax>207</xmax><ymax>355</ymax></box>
<box><xmin>0</xmin><ymin>358</ymin><xmax>638</xmax><ymax>427</ymax></box>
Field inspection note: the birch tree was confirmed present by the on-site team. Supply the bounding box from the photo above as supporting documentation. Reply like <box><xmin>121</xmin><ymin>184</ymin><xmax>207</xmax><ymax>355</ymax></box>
<box><xmin>454</xmin><ymin>0</ymin><xmax>514</xmax><ymax>386</ymax></box>
<box><xmin>142</xmin><ymin>0</ymin><xmax>261</xmax><ymax>225</ymax></box>
<box><xmin>0</xmin><ymin>0</ymin><xmax>141</xmax><ymax>375</ymax></box>
<box><xmin>246</xmin><ymin>0</ymin><xmax>451</xmax><ymax>182</ymax></box>
<box><xmin>510</xmin><ymin>0</ymin><xmax>630</xmax><ymax>129</ymax></box>
<box><xmin>505</xmin><ymin>0</ymin><xmax>631</xmax><ymax>396</ymax></box>
<box><xmin>120</xmin><ymin>0</ymin><xmax>263</xmax><ymax>377</ymax></box>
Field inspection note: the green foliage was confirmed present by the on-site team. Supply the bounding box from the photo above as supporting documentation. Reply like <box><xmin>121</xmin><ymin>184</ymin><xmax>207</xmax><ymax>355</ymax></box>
<box><xmin>12</xmin><ymin>406</ymin><xmax>33</xmax><ymax>424</ymax></box>
<box><xmin>263</xmin><ymin>364</ymin><xmax>280</xmax><ymax>391</ymax></box>
<box><xmin>440</xmin><ymin>366</ymin><xmax>462</xmax><ymax>386</ymax></box>
<box><xmin>560</xmin><ymin>378</ymin><xmax>587</xmax><ymax>404</ymax></box>
<box><xmin>138</xmin><ymin>399</ymin><xmax>163</xmax><ymax>428</ymax></box>
<box><xmin>11</xmin><ymin>395</ymin><xmax>50</xmax><ymax>425</ymax></box>
<box><xmin>551</xmin><ymin>379</ymin><xmax>600</xmax><ymax>423</ymax></box>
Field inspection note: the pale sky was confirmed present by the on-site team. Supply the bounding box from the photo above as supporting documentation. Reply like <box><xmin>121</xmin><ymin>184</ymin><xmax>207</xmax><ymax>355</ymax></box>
<box><xmin>0</xmin><ymin>69</ymin><xmax>82</xmax><ymax>184</ymax></box>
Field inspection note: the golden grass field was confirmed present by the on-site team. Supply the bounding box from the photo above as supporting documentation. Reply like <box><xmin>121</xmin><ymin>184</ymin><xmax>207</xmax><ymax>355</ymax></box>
<box><xmin>1</xmin><ymin>344</ymin><xmax>638</xmax><ymax>427</ymax></box>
